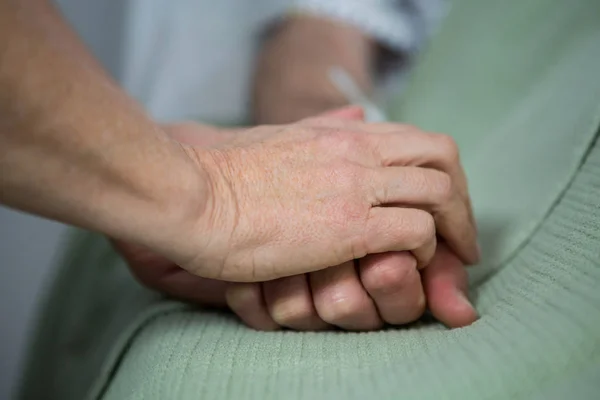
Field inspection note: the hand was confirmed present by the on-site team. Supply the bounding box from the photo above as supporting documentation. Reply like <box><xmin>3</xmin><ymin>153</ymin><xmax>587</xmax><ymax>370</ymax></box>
<box><xmin>248</xmin><ymin>17</ymin><xmax>477</xmax><ymax>329</ymax></box>
<box><xmin>222</xmin><ymin>110</ymin><xmax>478</xmax><ymax>329</ymax></box>
<box><xmin>168</xmin><ymin>109</ymin><xmax>478</xmax><ymax>282</ymax></box>
<box><xmin>117</xmin><ymin>115</ymin><xmax>478</xmax><ymax>329</ymax></box>
<box><xmin>117</xmin><ymin>239</ymin><xmax>477</xmax><ymax>329</ymax></box>
<box><xmin>227</xmin><ymin>244</ymin><xmax>477</xmax><ymax>330</ymax></box>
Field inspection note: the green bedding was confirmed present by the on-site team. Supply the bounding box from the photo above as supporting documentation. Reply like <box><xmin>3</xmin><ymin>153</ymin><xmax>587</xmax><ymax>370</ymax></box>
<box><xmin>18</xmin><ymin>0</ymin><xmax>600</xmax><ymax>399</ymax></box>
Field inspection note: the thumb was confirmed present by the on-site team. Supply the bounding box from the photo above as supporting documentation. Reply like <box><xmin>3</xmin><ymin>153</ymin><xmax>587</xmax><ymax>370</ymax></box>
<box><xmin>422</xmin><ymin>244</ymin><xmax>478</xmax><ymax>328</ymax></box>
<box><xmin>319</xmin><ymin>105</ymin><xmax>365</xmax><ymax>121</ymax></box>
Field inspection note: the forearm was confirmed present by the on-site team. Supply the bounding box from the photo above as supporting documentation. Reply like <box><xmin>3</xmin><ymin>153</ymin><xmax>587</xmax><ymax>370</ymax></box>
<box><xmin>252</xmin><ymin>14</ymin><xmax>374</xmax><ymax>124</ymax></box>
<box><xmin>0</xmin><ymin>0</ymin><xmax>203</xmax><ymax>247</ymax></box>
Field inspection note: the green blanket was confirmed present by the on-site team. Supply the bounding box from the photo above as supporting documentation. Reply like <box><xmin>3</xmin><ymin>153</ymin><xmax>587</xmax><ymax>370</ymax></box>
<box><xmin>18</xmin><ymin>0</ymin><xmax>600</xmax><ymax>399</ymax></box>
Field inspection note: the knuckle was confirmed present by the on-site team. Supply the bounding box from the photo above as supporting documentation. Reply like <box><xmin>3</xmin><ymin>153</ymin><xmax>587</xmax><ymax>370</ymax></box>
<box><xmin>338</xmin><ymin>163</ymin><xmax>367</xmax><ymax>187</ymax></box>
<box><xmin>270</xmin><ymin>297</ymin><xmax>314</xmax><ymax>325</ymax></box>
<box><xmin>362</xmin><ymin>259</ymin><xmax>412</xmax><ymax>295</ymax></box>
<box><xmin>316</xmin><ymin>287</ymin><xmax>364</xmax><ymax>324</ymax></box>
<box><xmin>414</xmin><ymin>292</ymin><xmax>428</xmax><ymax>317</ymax></box>
<box><xmin>403</xmin><ymin>293</ymin><xmax>427</xmax><ymax>323</ymax></box>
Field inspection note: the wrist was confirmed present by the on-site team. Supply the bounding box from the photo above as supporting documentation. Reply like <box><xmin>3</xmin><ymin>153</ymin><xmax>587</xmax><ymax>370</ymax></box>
<box><xmin>135</xmin><ymin>140</ymin><xmax>214</xmax><ymax>261</ymax></box>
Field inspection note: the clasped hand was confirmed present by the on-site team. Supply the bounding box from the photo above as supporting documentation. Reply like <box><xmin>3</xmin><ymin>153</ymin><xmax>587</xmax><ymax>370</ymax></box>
<box><xmin>115</xmin><ymin>108</ymin><xmax>479</xmax><ymax>330</ymax></box>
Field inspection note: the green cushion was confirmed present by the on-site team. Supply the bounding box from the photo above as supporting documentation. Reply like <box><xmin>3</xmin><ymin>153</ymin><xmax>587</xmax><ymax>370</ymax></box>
<box><xmin>391</xmin><ymin>0</ymin><xmax>600</xmax><ymax>285</ymax></box>
<box><xmin>18</xmin><ymin>0</ymin><xmax>600</xmax><ymax>399</ymax></box>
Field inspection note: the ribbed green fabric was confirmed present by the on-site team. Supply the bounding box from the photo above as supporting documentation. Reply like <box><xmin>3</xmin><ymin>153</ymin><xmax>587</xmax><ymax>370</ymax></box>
<box><xmin>17</xmin><ymin>0</ymin><xmax>600</xmax><ymax>399</ymax></box>
<box><xmin>392</xmin><ymin>0</ymin><xmax>600</xmax><ymax>286</ymax></box>
<box><xmin>99</xmin><ymin>138</ymin><xmax>600</xmax><ymax>400</ymax></box>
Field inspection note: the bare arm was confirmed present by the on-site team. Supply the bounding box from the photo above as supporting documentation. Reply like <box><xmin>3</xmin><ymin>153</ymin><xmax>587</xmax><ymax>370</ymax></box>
<box><xmin>252</xmin><ymin>14</ymin><xmax>375</xmax><ymax>124</ymax></box>
<box><xmin>0</xmin><ymin>0</ymin><xmax>204</xmax><ymax>248</ymax></box>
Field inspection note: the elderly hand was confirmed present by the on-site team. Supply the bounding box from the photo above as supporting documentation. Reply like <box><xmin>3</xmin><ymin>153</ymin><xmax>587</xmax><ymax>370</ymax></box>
<box><xmin>225</xmin><ymin>109</ymin><xmax>479</xmax><ymax>329</ymax></box>
<box><xmin>227</xmin><ymin>244</ymin><xmax>477</xmax><ymax>330</ymax></box>
<box><xmin>247</xmin><ymin>15</ymin><xmax>479</xmax><ymax>330</ymax></box>
<box><xmin>172</xmin><ymin>110</ymin><xmax>478</xmax><ymax>282</ymax></box>
<box><xmin>226</xmin><ymin>110</ymin><xmax>479</xmax><ymax>330</ymax></box>
<box><xmin>116</xmin><ymin>114</ymin><xmax>478</xmax><ymax>329</ymax></box>
<box><xmin>117</xmin><ymin>238</ymin><xmax>477</xmax><ymax>330</ymax></box>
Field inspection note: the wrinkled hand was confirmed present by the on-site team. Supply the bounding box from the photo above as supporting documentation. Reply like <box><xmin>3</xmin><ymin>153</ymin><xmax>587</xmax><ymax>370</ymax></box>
<box><xmin>113</xmin><ymin>122</ymin><xmax>236</xmax><ymax>308</ymax></box>
<box><xmin>246</xmin><ymin>15</ymin><xmax>479</xmax><ymax>329</ymax></box>
<box><xmin>223</xmin><ymin>109</ymin><xmax>478</xmax><ymax>329</ymax></box>
<box><xmin>117</xmin><ymin>238</ymin><xmax>477</xmax><ymax>329</ymax></box>
<box><xmin>227</xmin><ymin>244</ymin><xmax>477</xmax><ymax>330</ymax></box>
<box><xmin>117</xmin><ymin>114</ymin><xmax>478</xmax><ymax>329</ymax></box>
<box><xmin>169</xmin><ymin>109</ymin><xmax>478</xmax><ymax>282</ymax></box>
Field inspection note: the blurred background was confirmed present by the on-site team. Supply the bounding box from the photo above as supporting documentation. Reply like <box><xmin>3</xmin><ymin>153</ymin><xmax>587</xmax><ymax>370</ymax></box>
<box><xmin>3</xmin><ymin>1</ymin><xmax>600</xmax><ymax>399</ymax></box>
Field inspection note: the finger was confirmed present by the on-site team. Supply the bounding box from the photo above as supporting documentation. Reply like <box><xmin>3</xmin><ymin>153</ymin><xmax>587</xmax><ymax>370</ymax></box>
<box><xmin>371</xmin><ymin>131</ymin><xmax>478</xmax><ymax>264</ymax></box>
<box><xmin>369</xmin><ymin>166</ymin><xmax>474</xmax><ymax>266</ymax></box>
<box><xmin>298</xmin><ymin>117</ymin><xmax>470</xmax><ymax>214</ymax></box>
<box><xmin>378</xmin><ymin>130</ymin><xmax>475</xmax><ymax>233</ymax></box>
<box><xmin>370</xmin><ymin>166</ymin><xmax>454</xmax><ymax>206</ymax></box>
<box><xmin>359</xmin><ymin>252</ymin><xmax>426</xmax><ymax>325</ymax></box>
<box><xmin>226</xmin><ymin>283</ymin><xmax>280</xmax><ymax>331</ymax></box>
<box><xmin>297</xmin><ymin>118</ymin><xmax>462</xmax><ymax>188</ymax></box>
<box><xmin>434</xmin><ymin>199</ymin><xmax>478</xmax><ymax>268</ymax></box>
<box><xmin>310</xmin><ymin>261</ymin><xmax>383</xmax><ymax>331</ymax></box>
<box><xmin>263</xmin><ymin>275</ymin><xmax>330</xmax><ymax>331</ymax></box>
<box><xmin>310</xmin><ymin>124</ymin><xmax>477</xmax><ymax>264</ymax></box>
<box><xmin>364</xmin><ymin>207</ymin><xmax>436</xmax><ymax>268</ymax></box>
<box><xmin>299</xmin><ymin>121</ymin><xmax>478</xmax><ymax>265</ymax></box>
<box><xmin>422</xmin><ymin>244</ymin><xmax>478</xmax><ymax>328</ymax></box>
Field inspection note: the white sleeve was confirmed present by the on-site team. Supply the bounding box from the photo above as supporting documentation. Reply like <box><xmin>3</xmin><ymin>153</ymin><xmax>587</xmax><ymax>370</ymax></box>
<box><xmin>290</xmin><ymin>0</ymin><xmax>448</xmax><ymax>55</ymax></box>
